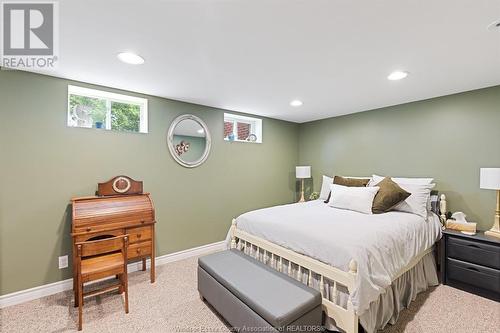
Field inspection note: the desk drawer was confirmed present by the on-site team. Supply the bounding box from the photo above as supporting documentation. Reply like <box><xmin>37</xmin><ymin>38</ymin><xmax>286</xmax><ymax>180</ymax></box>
<box><xmin>447</xmin><ymin>258</ymin><xmax>500</xmax><ymax>294</ymax></box>
<box><xmin>127</xmin><ymin>226</ymin><xmax>152</xmax><ymax>243</ymax></box>
<box><xmin>74</xmin><ymin>229</ymin><xmax>125</xmax><ymax>243</ymax></box>
<box><xmin>128</xmin><ymin>241</ymin><xmax>152</xmax><ymax>259</ymax></box>
<box><xmin>448</xmin><ymin>237</ymin><xmax>500</xmax><ymax>269</ymax></box>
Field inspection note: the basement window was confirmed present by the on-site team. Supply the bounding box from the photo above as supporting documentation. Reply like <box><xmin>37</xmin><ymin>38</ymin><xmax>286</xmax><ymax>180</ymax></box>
<box><xmin>67</xmin><ymin>85</ymin><xmax>148</xmax><ymax>133</ymax></box>
<box><xmin>224</xmin><ymin>113</ymin><xmax>262</xmax><ymax>143</ymax></box>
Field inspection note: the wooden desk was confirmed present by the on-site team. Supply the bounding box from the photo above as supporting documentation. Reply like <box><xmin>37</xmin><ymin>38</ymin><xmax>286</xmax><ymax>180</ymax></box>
<box><xmin>71</xmin><ymin>176</ymin><xmax>156</xmax><ymax>304</ymax></box>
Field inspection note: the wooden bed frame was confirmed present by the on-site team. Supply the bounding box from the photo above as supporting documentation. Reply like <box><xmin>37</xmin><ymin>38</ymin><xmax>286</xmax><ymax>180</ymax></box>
<box><xmin>229</xmin><ymin>195</ymin><xmax>447</xmax><ymax>333</ymax></box>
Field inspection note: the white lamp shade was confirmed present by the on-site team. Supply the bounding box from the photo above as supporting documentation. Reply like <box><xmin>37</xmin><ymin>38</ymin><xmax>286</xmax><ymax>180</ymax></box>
<box><xmin>296</xmin><ymin>166</ymin><xmax>311</xmax><ymax>179</ymax></box>
<box><xmin>480</xmin><ymin>168</ymin><xmax>500</xmax><ymax>190</ymax></box>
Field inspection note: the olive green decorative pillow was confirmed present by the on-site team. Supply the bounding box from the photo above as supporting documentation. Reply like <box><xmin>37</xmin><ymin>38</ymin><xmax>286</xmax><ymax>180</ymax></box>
<box><xmin>333</xmin><ymin>176</ymin><xmax>370</xmax><ymax>187</ymax></box>
<box><xmin>372</xmin><ymin>177</ymin><xmax>411</xmax><ymax>214</ymax></box>
<box><xmin>324</xmin><ymin>176</ymin><xmax>371</xmax><ymax>203</ymax></box>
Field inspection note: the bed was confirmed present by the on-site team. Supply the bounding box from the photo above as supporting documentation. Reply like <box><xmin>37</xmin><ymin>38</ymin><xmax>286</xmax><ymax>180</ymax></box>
<box><xmin>226</xmin><ymin>195</ymin><xmax>446</xmax><ymax>333</ymax></box>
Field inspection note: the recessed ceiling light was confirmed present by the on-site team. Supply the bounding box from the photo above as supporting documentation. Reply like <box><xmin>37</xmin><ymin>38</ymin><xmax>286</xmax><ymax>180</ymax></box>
<box><xmin>387</xmin><ymin>71</ymin><xmax>409</xmax><ymax>81</ymax></box>
<box><xmin>197</xmin><ymin>128</ymin><xmax>204</xmax><ymax>134</ymax></box>
<box><xmin>290</xmin><ymin>100</ymin><xmax>303</xmax><ymax>107</ymax></box>
<box><xmin>117</xmin><ymin>52</ymin><xmax>145</xmax><ymax>65</ymax></box>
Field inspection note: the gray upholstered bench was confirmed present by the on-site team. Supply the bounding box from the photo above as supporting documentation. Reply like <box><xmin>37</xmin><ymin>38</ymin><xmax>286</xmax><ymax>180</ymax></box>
<box><xmin>198</xmin><ymin>250</ymin><xmax>322</xmax><ymax>333</ymax></box>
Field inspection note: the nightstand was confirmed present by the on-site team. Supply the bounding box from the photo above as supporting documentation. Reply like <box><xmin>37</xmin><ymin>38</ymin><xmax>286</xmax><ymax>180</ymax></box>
<box><xmin>441</xmin><ymin>229</ymin><xmax>500</xmax><ymax>301</ymax></box>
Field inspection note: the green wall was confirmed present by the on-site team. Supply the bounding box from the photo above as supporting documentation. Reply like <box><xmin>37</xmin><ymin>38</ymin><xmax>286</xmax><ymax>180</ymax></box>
<box><xmin>299</xmin><ymin>86</ymin><xmax>500</xmax><ymax>230</ymax></box>
<box><xmin>0</xmin><ymin>70</ymin><xmax>299</xmax><ymax>295</ymax></box>
<box><xmin>1</xmin><ymin>69</ymin><xmax>498</xmax><ymax>297</ymax></box>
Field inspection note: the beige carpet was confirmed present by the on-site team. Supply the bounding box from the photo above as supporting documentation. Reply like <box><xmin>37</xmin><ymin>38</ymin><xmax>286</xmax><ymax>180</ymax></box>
<box><xmin>0</xmin><ymin>255</ymin><xmax>498</xmax><ymax>333</ymax></box>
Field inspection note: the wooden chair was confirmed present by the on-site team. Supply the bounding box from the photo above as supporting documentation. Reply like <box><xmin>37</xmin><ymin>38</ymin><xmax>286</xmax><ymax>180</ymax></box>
<box><xmin>74</xmin><ymin>235</ymin><xmax>130</xmax><ymax>331</ymax></box>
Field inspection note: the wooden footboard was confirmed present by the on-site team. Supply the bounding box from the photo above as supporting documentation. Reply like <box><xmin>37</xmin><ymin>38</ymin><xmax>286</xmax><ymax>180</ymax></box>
<box><xmin>230</xmin><ymin>220</ymin><xmax>359</xmax><ymax>333</ymax></box>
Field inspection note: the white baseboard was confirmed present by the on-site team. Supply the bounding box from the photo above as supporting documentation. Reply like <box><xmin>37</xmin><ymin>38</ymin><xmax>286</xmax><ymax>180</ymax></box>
<box><xmin>0</xmin><ymin>240</ymin><xmax>226</xmax><ymax>309</ymax></box>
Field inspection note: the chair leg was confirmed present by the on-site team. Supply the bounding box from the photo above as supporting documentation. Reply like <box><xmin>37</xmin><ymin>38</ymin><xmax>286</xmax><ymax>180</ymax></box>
<box><xmin>118</xmin><ymin>274</ymin><xmax>124</xmax><ymax>294</ymax></box>
<box><xmin>123</xmin><ymin>273</ymin><xmax>129</xmax><ymax>314</ymax></box>
<box><xmin>74</xmin><ymin>288</ymin><xmax>78</xmax><ymax>308</ymax></box>
<box><xmin>142</xmin><ymin>258</ymin><xmax>146</xmax><ymax>271</ymax></box>
<box><xmin>78</xmin><ymin>278</ymin><xmax>83</xmax><ymax>331</ymax></box>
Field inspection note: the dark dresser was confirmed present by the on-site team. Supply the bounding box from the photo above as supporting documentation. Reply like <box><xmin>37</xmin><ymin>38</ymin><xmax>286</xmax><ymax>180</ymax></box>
<box><xmin>441</xmin><ymin>229</ymin><xmax>500</xmax><ymax>301</ymax></box>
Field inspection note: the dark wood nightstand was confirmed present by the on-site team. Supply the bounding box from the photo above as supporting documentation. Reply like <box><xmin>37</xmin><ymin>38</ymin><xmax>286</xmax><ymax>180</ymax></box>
<box><xmin>441</xmin><ymin>229</ymin><xmax>500</xmax><ymax>301</ymax></box>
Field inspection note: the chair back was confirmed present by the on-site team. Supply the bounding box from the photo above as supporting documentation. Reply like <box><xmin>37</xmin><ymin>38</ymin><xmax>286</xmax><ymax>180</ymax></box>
<box><xmin>76</xmin><ymin>235</ymin><xmax>129</xmax><ymax>257</ymax></box>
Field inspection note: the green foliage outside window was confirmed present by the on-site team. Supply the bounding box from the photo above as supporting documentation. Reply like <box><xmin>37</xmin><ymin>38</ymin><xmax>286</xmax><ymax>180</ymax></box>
<box><xmin>111</xmin><ymin>102</ymin><xmax>140</xmax><ymax>132</ymax></box>
<box><xmin>69</xmin><ymin>94</ymin><xmax>141</xmax><ymax>132</ymax></box>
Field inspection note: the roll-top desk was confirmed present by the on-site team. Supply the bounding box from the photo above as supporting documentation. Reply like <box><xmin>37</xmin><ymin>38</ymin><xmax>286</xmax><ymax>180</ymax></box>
<box><xmin>71</xmin><ymin>176</ymin><xmax>156</xmax><ymax>302</ymax></box>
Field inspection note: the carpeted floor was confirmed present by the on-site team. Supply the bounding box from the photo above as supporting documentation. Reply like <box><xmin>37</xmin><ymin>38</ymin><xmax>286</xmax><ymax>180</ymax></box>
<box><xmin>0</xmin><ymin>254</ymin><xmax>498</xmax><ymax>333</ymax></box>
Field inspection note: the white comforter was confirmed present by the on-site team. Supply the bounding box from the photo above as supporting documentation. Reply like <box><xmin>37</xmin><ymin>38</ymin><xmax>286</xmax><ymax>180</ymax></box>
<box><xmin>232</xmin><ymin>200</ymin><xmax>442</xmax><ymax>315</ymax></box>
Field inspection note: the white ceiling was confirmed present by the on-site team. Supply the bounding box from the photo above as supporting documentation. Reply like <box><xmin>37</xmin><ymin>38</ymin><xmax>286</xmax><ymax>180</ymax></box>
<box><xmin>33</xmin><ymin>0</ymin><xmax>500</xmax><ymax>123</ymax></box>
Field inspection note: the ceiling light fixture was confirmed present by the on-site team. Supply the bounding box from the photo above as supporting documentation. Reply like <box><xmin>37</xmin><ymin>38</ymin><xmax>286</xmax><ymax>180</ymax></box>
<box><xmin>387</xmin><ymin>71</ymin><xmax>409</xmax><ymax>81</ymax></box>
<box><xmin>117</xmin><ymin>52</ymin><xmax>145</xmax><ymax>65</ymax></box>
<box><xmin>197</xmin><ymin>129</ymin><xmax>204</xmax><ymax>134</ymax></box>
<box><xmin>290</xmin><ymin>100</ymin><xmax>303</xmax><ymax>107</ymax></box>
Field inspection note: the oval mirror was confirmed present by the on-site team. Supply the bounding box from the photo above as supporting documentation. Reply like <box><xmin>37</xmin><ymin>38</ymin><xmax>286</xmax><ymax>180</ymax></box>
<box><xmin>167</xmin><ymin>114</ymin><xmax>211</xmax><ymax>168</ymax></box>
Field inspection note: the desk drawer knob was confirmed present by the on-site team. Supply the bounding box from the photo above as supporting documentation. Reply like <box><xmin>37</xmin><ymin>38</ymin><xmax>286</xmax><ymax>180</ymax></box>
<box><xmin>141</xmin><ymin>220</ymin><xmax>145</xmax><ymax>224</ymax></box>
<box><xmin>136</xmin><ymin>248</ymin><xmax>142</xmax><ymax>254</ymax></box>
<box><xmin>137</xmin><ymin>234</ymin><xmax>142</xmax><ymax>239</ymax></box>
<box><xmin>86</xmin><ymin>228</ymin><xmax>91</xmax><ymax>232</ymax></box>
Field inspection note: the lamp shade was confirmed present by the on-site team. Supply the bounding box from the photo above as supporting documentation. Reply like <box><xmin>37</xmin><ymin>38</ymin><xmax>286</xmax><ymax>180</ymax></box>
<box><xmin>296</xmin><ymin>166</ymin><xmax>311</xmax><ymax>179</ymax></box>
<box><xmin>480</xmin><ymin>168</ymin><xmax>500</xmax><ymax>190</ymax></box>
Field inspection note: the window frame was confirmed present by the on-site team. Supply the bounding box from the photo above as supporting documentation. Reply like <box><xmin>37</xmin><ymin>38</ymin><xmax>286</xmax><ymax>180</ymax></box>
<box><xmin>223</xmin><ymin>113</ymin><xmax>262</xmax><ymax>143</ymax></box>
<box><xmin>67</xmin><ymin>85</ymin><xmax>148</xmax><ymax>133</ymax></box>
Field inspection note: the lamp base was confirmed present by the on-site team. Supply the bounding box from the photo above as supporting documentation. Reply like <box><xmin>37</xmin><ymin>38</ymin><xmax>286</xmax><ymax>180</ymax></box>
<box><xmin>485</xmin><ymin>229</ymin><xmax>500</xmax><ymax>239</ymax></box>
<box><xmin>485</xmin><ymin>190</ymin><xmax>500</xmax><ymax>239</ymax></box>
<box><xmin>297</xmin><ymin>179</ymin><xmax>306</xmax><ymax>203</ymax></box>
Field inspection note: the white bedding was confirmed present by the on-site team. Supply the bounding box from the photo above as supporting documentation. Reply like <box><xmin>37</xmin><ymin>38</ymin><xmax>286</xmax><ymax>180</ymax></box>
<box><xmin>233</xmin><ymin>200</ymin><xmax>442</xmax><ymax>315</ymax></box>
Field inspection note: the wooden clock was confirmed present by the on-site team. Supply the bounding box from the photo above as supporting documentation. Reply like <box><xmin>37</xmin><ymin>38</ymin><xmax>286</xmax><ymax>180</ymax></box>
<box><xmin>96</xmin><ymin>175</ymin><xmax>143</xmax><ymax>196</ymax></box>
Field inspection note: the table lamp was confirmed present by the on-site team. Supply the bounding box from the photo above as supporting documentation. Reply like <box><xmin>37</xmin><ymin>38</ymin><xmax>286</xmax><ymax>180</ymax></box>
<box><xmin>296</xmin><ymin>166</ymin><xmax>311</xmax><ymax>203</ymax></box>
<box><xmin>480</xmin><ymin>168</ymin><xmax>500</xmax><ymax>239</ymax></box>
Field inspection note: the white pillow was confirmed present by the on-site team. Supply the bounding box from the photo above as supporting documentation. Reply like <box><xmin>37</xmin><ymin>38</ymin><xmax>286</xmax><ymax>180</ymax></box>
<box><xmin>370</xmin><ymin>174</ymin><xmax>435</xmax><ymax>213</ymax></box>
<box><xmin>319</xmin><ymin>175</ymin><xmax>333</xmax><ymax>200</ymax></box>
<box><xmin>328</xmin><ymin>184</ymin><xmax>380</xmax><ymax>214</ymax></box>
<box><xmin>371</xmin><ymin>174</ymin><xmax>434</xmax><ymax>185</ymax></box>
<box><xmin>392</xmin><ymin>183</ymin><xmax>435</xmax><ymax>218</ymax></box>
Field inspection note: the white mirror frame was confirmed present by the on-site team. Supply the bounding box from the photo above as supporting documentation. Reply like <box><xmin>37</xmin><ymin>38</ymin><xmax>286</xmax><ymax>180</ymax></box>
<box><xmin>167</xmin><ymin>114</ymin><xmax>212</xmax><ymax>168</ymax></box>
